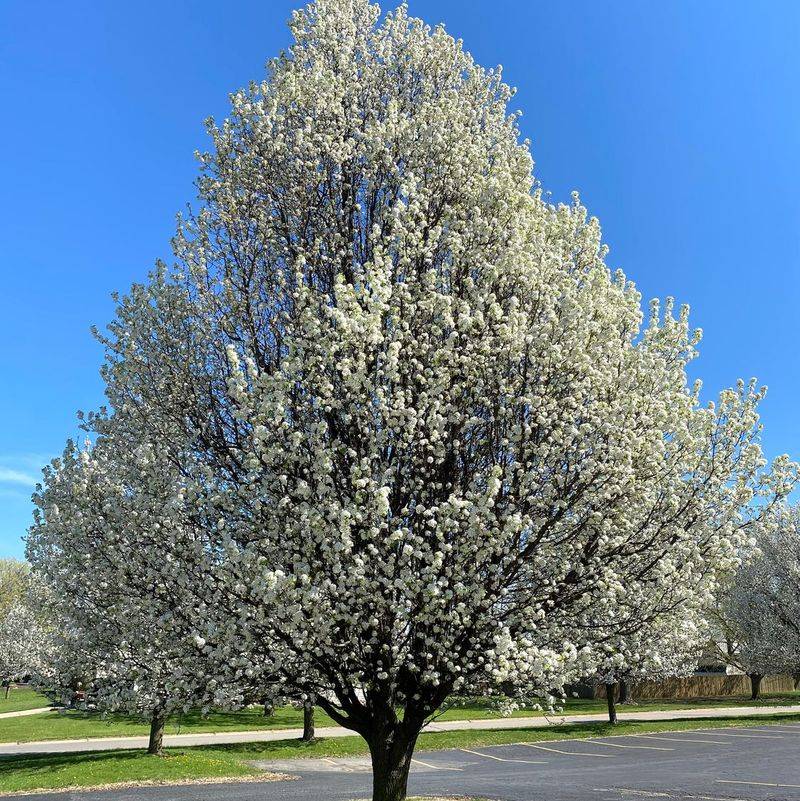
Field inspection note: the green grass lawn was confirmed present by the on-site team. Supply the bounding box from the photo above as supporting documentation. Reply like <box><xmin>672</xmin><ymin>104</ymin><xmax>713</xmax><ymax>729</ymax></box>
<box><xmin>0</xmin><ymin>686</ymin><xmax>51</xmax><ymax>715</ymax></box>
<box><xmin>0</xmin><ymin>748</ymin><xmax>264</xmax><ymax>794</ymax></box>
<box><xmin>1</xmin><ymin>712</ymin><xmax>799</xmax><ymax>795</ymax></box>
<box><xmin>0</xmin><ymin>705</ymin><xmax>338</xmax><ymax>744</ymax></box>
<box><xmin>0</xmin><ymin>691</ymin><xmax>798</xmax><ymax>745</ymax></box>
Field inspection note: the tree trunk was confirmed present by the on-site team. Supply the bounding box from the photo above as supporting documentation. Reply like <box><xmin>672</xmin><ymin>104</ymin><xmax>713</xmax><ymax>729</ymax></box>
<box><xmin>302</xmin><ymin>697</ymin><xmax>315</xmax><ymax>742</ymax></box>
<box><xmin>793</xmin><ymin>672</ymin><xmax>800</xmax><ymax>691</ymax></box>
<box><xmin>605</xmin><ymin>682</ymin><xmax>618</xmax><ymax>725</ymax></box>
<box><xmin>618</xmin><ymin>679</ymin><xmax>630</xmax><ymax>704</ymax></box>
<box><xmin>3</xmin><ymin>684</ymin><xmax>9</xmax><ymax>700</ymax></box>
<box><xmin>749</xmin><ymin>673</ymin><xmax>764</xmax><ymax>701</ymax></box>
<box><xmin>263</xmin><ymin>700</ymin><xmax>274</xmax><ymax>718</ymax></box>
<box><xmin>367</xmin><ymin>725</ymin><xmax>419</xmax><ymax>801</ymax></box>
<box><xmin>147</xmin><ymin>708</ymin><xmax>166</xmax><ymax>756</ymax></box>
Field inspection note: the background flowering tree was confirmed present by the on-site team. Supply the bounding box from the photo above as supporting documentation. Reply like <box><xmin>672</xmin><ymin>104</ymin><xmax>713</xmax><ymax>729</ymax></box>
<box><xmin>0</xmin><ymin>560</ymin><xmax>28</xmax><ymax>618</ymax></box>
<box><xmin>707</xmin><ymin>507</ymin><xmax>800</xmax><ymax>699</ymax></box>
<box><xmin>0</xmin><ymin>562</ymin><xmax>51</xmax><ymax>698</ymax></box>
<box><xmin>593</xmin><ymin>613</ymin><xmax>707</xmax><ymax>723</ymax></box>
<box><xmin>0</xmin><ymin>598</ymin><xmax>50</xmax><ymax>698</ymax></box>
<box><xmin>31</xmin><ymin>1</ymin><xmax>797</xmax><ymax>798</ymax></box>
<box><xmin>27</xmin><ymin>436</ymin><xmax>236</xmax><ymax>755</ymax></box>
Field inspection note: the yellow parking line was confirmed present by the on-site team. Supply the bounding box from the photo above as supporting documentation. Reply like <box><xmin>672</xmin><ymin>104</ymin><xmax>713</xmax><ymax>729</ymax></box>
<box><xmin>322</xmin><ymin>757</ymin><xmax>355</xmax><ymax>773</ymax></box>
<box><xmin>521</xmin><ymin>743</ymin><xmax>614</xmax><ymax>757</ymax></box>
<box><xmin>411</xmin><ymin>757</ymin><xmax>463</xmax><ymax>771</ymax></box>
<box><xmin>460</xmin><ymin>748</ymin><xmax>546</xmax><ymax>764</ymax></box>
<box><xmin>635</xmin><ymin>734</ymin><xmax>728</xmax><ymax>745</ymax></box>
<box><xmin>590</xmin><ymin>740</ymin><xmax>674</xmax><ymax>751</ymax></box>
<box><xmin>717</xmin><ymin>779</ymin><xmax>800</xmax><ymax>789</ymax></box>
<box><xmin>693</xmin><ymin>795</ymin><xmax>751</xmax><ymax>800</ymax></box>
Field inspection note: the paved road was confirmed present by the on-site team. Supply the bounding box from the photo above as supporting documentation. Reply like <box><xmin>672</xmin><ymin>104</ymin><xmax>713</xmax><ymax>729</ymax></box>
<box><xmin>3</xmin><ymin>704</ymin><xmax>799</xmax><ymax>755</ymax></box>
<box><xmin>6</xmin><ymin>722</ymin><xmax>800</xmax><ymax>801</ymax></box>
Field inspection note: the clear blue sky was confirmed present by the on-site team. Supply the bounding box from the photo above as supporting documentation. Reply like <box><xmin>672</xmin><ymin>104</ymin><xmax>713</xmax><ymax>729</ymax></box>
<box><xmin>1</xmin><ymin>1</ymin><xmax>798</xmax><ymax>558</ymax></box>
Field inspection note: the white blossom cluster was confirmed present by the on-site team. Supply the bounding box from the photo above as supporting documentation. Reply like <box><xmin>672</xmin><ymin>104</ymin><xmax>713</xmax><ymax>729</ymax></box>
<box><xmin>26</xmin><ymin>0</ymin><xmax>797</xmax><ymax>791</ymax></box>
<box><xmin>592</xmin><ymin>612</ymin><xmax>708</xmax><ymax>689</ymax></box>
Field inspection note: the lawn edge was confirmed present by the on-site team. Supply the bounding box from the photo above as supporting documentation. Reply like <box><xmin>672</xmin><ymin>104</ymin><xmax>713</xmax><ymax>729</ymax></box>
<box><xmin>2</xmin><ymin>714</ymin><xmax>799</xmax><ymax>796</ymax></box>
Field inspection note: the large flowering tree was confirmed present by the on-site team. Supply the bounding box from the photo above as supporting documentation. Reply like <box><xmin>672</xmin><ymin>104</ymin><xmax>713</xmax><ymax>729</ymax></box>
<box><xmin>31</xmin><ymin>1</ymin><xmax>796</xmax><ymax>798</ymax></box>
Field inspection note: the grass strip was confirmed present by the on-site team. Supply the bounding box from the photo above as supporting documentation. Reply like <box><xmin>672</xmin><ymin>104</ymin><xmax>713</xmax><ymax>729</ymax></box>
<box><xmin>1</xmin><ymin>691</ymin><xmax>799</xmax><ymax>744</ymax></box>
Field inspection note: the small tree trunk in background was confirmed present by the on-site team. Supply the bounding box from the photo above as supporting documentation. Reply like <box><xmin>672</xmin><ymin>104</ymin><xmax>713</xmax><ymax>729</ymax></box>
<box><xmin>302</xmin><ymin>697</ymin><xmax>315</xmax><ymax>742</ymax></box>
<box><xmin>147</xmin><ymin>708</ymin><xmax>166</xmax><ymax>756</ymax></box>
<box><xmin>618</xmin><ymin>679</ymin><xmax>630</xmax><ymax>704</ymax></box>
<box><xmin>793</xmin><ymin>672</ymin><xmax>800</xmax><ymax>690</ymax></box>
<box><xmin>605</xmin><ymin>682</ymin><xmax>618</xmax><ymax>724</ymax></box>
<box><xmin>4</xmin><ymin>683</ymin><xmax>10</xmax><ymax>700</ymax></box>
<box><xmin>749</xmin><ymin>673</ymin><xmax>764</xmax><ymax>701</ymax></box>
<box><xmin>263</xmin><ymin>700</ymin><xmax>274</xmax><ymax>717</ymax></box>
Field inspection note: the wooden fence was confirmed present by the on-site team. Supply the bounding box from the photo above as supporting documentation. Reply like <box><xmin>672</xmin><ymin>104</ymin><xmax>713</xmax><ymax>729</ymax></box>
<box><xmin>592</xmin><ymin>673</ymin><xmax>796</xmax><ymax>700</ymax></box>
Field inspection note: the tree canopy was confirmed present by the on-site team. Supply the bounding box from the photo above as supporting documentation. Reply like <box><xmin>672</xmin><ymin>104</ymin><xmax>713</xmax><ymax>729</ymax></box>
<box><xmin>27</xmin><ymin>2</ymin><xmax>797</xmax><ymax>798</ymax></box>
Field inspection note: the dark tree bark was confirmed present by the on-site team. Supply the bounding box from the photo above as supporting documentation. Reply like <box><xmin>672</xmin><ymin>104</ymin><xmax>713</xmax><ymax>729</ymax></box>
<box><xmin>605</xmin><ymin>682</ymin><xmax>618</xmax><ymax>725</ymax></box>
<box><xmin>793</xmin><ymin>671</ymin><xmax>800</xmax><ymax>690</ymax></box>
<box><xmin>314</xmin><ymin>692</ymin><xmax>428</xmax><ymax>801</ymax></box>
<box><xmin>749</xmin><ymin>673</ymin><xmax>764</xmax><ymax>701</ymax></box>
<box><xmin>147</xmin><ymin>708</ymin><xmax>166</xmax><ymax>755</ymax></box>
<box><xmin>263</xmin><ymin>700</ymin><xmax>274</xmax><ymax>717</ymax></box>
<box><xmin>618</xmin><ymin>679</ymin><xmax>630</xmax><ymax>704</ymax></box>
<box><xmin>367</xmin><ymin>722</ymin><xmax>419</xmax><ymax>801</ymax></box>
<box><xmin>3</xmin><ymin>683</ymin><xmax>9</xmax><ymax>700</ymax></box>
<box><xmin>302</xmin><ymin>697</ymin><xmax>315</xmax><ymax>742</ymax></box>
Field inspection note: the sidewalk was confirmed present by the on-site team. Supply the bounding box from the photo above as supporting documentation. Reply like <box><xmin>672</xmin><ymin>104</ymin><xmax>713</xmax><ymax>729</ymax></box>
<box><xmin>0</xmin><ymin>707</ymin><xmax>53</xmax><ymax>720</ymax></box>
<box><xmin>1</xmin><ymin>703</ymin><xmax>798</xmax><ymax>756</ymax></box>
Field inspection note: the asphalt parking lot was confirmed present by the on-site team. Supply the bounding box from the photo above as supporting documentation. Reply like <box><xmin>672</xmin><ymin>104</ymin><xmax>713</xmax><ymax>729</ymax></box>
<box><xmin>9</xmin><ymin>723</ymin><xmax>800</xmax><ymax>801</ymax></box>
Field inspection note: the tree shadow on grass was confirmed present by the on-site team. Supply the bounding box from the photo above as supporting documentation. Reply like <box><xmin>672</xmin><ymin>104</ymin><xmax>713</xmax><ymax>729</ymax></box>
<box><xmin>0</xmin><ymin>748</ymin><xmax>146</xmax><ymax>777</ymax></box>
<box><xmin>211</xmin><ymin>737</ymin><xmax>343</xmax><ymax>756</ymax></box>
<box><xmin>0</xmin><ymin>747</ymin><xmax>250</xmax><ymax>791</ymax></box>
